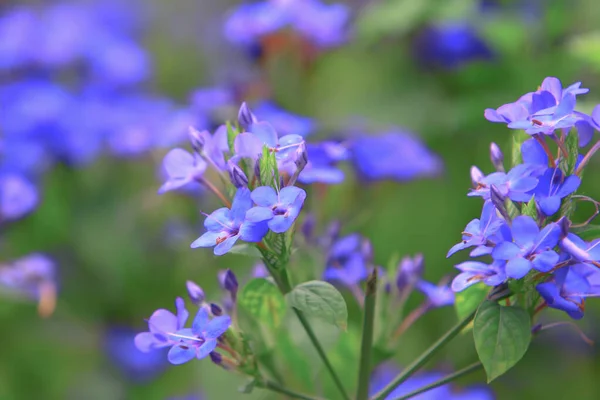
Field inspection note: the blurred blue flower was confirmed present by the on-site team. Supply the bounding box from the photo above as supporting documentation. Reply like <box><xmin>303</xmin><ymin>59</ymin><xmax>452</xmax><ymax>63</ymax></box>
<box><xmin>350</xmin><ymin>132</ymin><xmax>442</xmax><ymax>182</ymax></box>
<box><xmin>246</xmin><ymin>186</ymin><xmax>307</xmax><ymax>233</ymax></box>
<box><xmin>298</xmin><ymin>141</ymin><xmax>348</xmax><ymax>184</ymax></box>
<box><xmin>190</xmin><ymin>188</ymin><xmax>269</xmax><ymax>255</ymax></box>
<box><xmin>104</xmin><ymin>326</ymin><xmax>168</xmax><ymax>381</ymax></box>
<box><xmin>323</xmin><ymin>234</ymin><xmax>369</xmax><ymax>286</ymax></box>
<box><xmin>416</xmin><ymin>280</ymin><xmax>455</xmax><ymax>308</ymax></box>
<box><xmin>135</xmin><ymin>297</ymin><xmax>189</xmax><ymax>353</ymax></box>
<box><xmin>0</xmin><ymin>253</ymin><xmax>56</xmax><ymax>301</ymax></box>
<box><xmin>86</xmin><ymin>35</ymin><xmax>151</xmax><ymax>86</ymax></box>
<box><xmin>396</xmin><ymin>254</ymin><xmax>424</xmax><ymax>292</ymax></box>
<box><xmin>0</xmin><ymin>173</ymin><xmax>39</xmax><ymax>220</ymax></box>
<box><xmin>492</xmin><ymin>216</ymin><xmax>561</xmax><ymax>279</ymax></box>
<box><xmin>253</xmin><ymin>101</ymin><xmax>315</xmax><ymax>137</ymax></box>
<box><xmin>0</xmin><ymin>7</ymin><xmax>36</xmax><ymax>70</ymax></box>
<box><xmin>158</xmin><ymin>149</ymin><xmax>207</xmax><ymax>194</ymax></box>
<box><xmin>413</xmin><ymin>22</ymin><xmax>492</xmax><ymax>70</ymax></box>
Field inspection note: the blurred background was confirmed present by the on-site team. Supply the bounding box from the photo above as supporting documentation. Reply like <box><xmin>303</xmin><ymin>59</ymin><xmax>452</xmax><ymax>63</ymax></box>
<box><xmin>2</xmin><ymin>0</ymin><xmax>600</xmax><ymax>399</ymax></box>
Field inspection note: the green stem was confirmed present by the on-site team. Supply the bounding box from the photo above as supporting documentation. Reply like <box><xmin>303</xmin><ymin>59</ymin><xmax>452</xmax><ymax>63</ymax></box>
<box><xmin>370</xmin><ymin>310</ymin><xmax>477</xmax><ymax>400</ymax></box>
<box><xmin>356</xmin><ymin>268</ymin><xmax>378</xmax><ymax>400</ymax></box>
<box><xmin>267</xmin><ymin>264</ymin><xmax>351</xmax><ymax>400</ymax></box>
<box><xmin>393</xmin><ymin>362</ymin><xmax>483</xmax><ymax>400</ymax></box>
<box><xmin>261</xmin><ymin>379</ymin><xmax>325</xmax><ymax>400</ymax></box>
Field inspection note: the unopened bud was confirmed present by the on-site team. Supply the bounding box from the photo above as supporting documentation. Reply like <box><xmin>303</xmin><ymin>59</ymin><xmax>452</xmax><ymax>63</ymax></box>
<box><xmin>396</xmin><ymin>254</ymin><xmax>424</xmax><ymax>292</ymax></box>
<box><xmin>189</xmin><ymin>127</ymin><xmax>206</xmax><ymax>153</ymax></box>
<box><xmin>254</xmin><ymin>154</ymin><xmax>262</xmax><ymax>185</ymax></box>
<box><xmin>210</xmin><ymin>303</ymin><xmax>223</xmax><ymax>316</ymax></box>
<box><xmin>490</xmin><ymin>185</ymin><xmax>510</xmax><ymax>221</ymax></box>
<box><xmin>490</xmin><ymin>143</ymin><xmax>504</xmax><ymax>172</ymax></box>
<box><xmin>238</xmin><ymin>102</ymin><xmax>257</xmax><ymax>130</ymax></box>
<box><xmin>470</xmin><ymin>166</ymin><xmax>484</xmax><ymax>187</ymax></box>
<box><xmin>223</xmin><ymin>269</ymin><xmax>238</xmax><ymax>295</ymax></box>
<box><xmin>294</xmin><ymin>142</ymin><xmax>308</xmax><ymax>171</ymax></box>
<box><xmin>558</xmin><ymin>216</ymin><xmax>571</xmax><ymax>238</ymax></box>
<box><xmin>186</xmin><ymin>280</ymin><xmax>205</xmax><ymax>304</ymax></box>
<box><xmin>361</xmin><ymin>239</ymin><xmax>373</xmax><ymax>264</ymax></box>
<box><xmin>301</xmin><ymin>213</ymin><xmax>316</xmax><ymax>241</ymax></box>
<box><xmin>228</xmin><ymin>162</ymin><xmax>249</xmax><ymax>188</ymax></box>
<box><xmin>209</xmin><ymin>351</ymin><xmax>223</xmax><ymax>365</ymax></box>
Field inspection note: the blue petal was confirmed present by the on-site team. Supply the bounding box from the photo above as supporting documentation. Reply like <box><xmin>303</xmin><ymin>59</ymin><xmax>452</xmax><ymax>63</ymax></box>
<box><xmin>190</xmin><ymin>231</ymin><xmax>221</xmax><ymax>249</ymax></box>
<box><xmin>175</xmin><ymin>297</ymin><xmax>189</xmax><ymax>329</ymax></box>
<box><xmin>492</xmin><ymin>242</ymin><xmax>521</xmax><ymax>260</ymax></box>
<box><xmin>239</xmin><ymin>221</ymin><xmax>269</xmax><ymax>242</ymax></box>
<box><xmin>532</xmin><ymin>222</ymin><xmax>561</xmax><ymax>251</ymax></box>
<box><xmin>250</xmin><ymin>121</ymin><xmax>278</xmax><ymax>147</ymax></box>
<box><xmin>245</xmin><ymin>206</ymin><xmax>274</xmax><ymax>223</ymax></box>
<box><xmin>148</xmin><ymin>309</ymin><xmax>178</xmax><ymax>333</ymax></box>
<box><xmin>230</xmin><ymin>188</ymin><xmax>253</xmax><ymax>224</ymax></box>
<box><xmin>540</xmin><ymin>77</ymin><xmax>562</xmax><ymax>101</ymax></box>
<box><xmin>556</xmin><ymin>175</ymin><xmax>581</xmax><ymax>198</ymax></box>
<box><xmin>510</xmin><ymin>176</ymin><xmax>538</xmax><ymax>192</ymax></box>
<box><xmin>575</xmin><ymin>120</ymin><xmax>593</xmax><ymax>147</ymax></box>
<box><xmin>163</xmin><ymin>148</ymin><xmax>195</xmax><ymax>178</ymax></box>
<box><xmin>484</xmin><ymin>108</ymin><xmax>506</xmax><ymax>123</ymax></box>
<box><xmin>158</xmin><ymin>178</ymin><xmax>192</xmax><ymax>194</ymax></box>
<box><xmin>451</xmin><ymin>272</ymin><xmax>480</xmax><ymax>292</ymax></box>
<box><xmin>521</xmin><ymin>138</ymin><xmax>548</xmax><ymax>166</ymax></box>
<box><xmin>204</xmin><ymin>315</ymin><xmax>231</xmax><ymax>339</ymax></box>
<box><xmin>506</xmin><ymin>257</ymin><xmax>532</xmax><ymax>279</ymax></box>
<box><xmin>234</xmin><ymin>132</ymin><xmax>263</xmax><ymax>159</ymax></box>
<box><xmin>554</xmin><ymin>93</ymin><xmax>575</xmax><ymax>118</ymax></box>
<box><xmin>511</xmin><ymin>216</ymin><xmax>539</xmax><ymax>247</ymax></box>
<box><xmin>214</xmin><ymin>235</ymin><xmax>240</xmax><ymax>255</ymax></box>
<box><xmin>168</xmin><ymin>344</ymin><xmax>196</xmax><ymax>365</ymax></box>
<box><xmin>538</xmin><ymin>196</ymin><xmax>561</xmax><ymax>216</ymax></box>
<box><xmin>251</xmin><ymin>186</ymin><xmax>277</xmax><ymax>207</ymax></box>
<box><xmin>204</xmin><ymin>208</ymin><xmax>232</xmax><ymax>231</ymax></box>
<box><xmin>278</xmin><ymin>186</ymin><xmax>304</xmax><ymax>205</ymax></box>
<box><xmin>197</xmin><ymin>338</ymin><xmax>218</xmax><ymax>359</ymax></box>
<box><xmin>192</xmin><ymin>308</ymin><xmax>210</xmax><ymax>336</ymax></box>
<box><xmin>134</xmin><ymin>332</ymin><xmax>160</xmax><ymax>352</ymax></box>
<box><xmin>268</xmin><ymin>215</ymin><xmax>295</xmax><ymax>233</ymax></box>
<box><xmin>532</xmin><ymin>250</ymin><xmax>559</xmax><ymax>272</ymax></box>
<box><xmin>447</xmin><ymin>241</ymin><xmax>470</xmax><ymax>258</ymax></box>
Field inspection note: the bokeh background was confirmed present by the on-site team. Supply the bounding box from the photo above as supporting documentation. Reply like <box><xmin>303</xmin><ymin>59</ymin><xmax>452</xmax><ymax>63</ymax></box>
<box><xmin>2</xmin><ymin>0</ymin><xmax>600</xmax><ymax>399</ymax></box>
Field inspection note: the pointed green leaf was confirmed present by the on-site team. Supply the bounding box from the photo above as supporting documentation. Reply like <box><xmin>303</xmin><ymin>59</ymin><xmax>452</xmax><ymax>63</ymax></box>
<box><xmin>287</xmin><ymin>281</ymin><xmax>348</xmax><ymax>330</ymax></box>
<box><xmin>563</xmin><ymin>128</ymin><xmax>579</xmax><ymax>175</ymax></box>
<box><xmin>511</xmin><ymin>131</ymin><xmax>529</xmax><ymax>167</ymax></box>
<box><xmin>239</xmin><ymin>378</ymin><xmax>256</xmax><ymax>394</ymax></box>
<box><xmin>226</xmin><ymin>121</ymin><xmax>239</xmax><ymax>155</ymax></box>
<box><xmin>259</xmin><ymin>146</ymin><xmax>279</xmax><ymax>189</ymax></box>
<box><xmin>571</xmin><ymin>224</ymin><xmax>600</xmax><ymax>241</ymax></box>
<box><xmin>455</xmin><ymin>282</ymin><xmax>489</xmax><ymax>322</ymax></box>
<box><xmin>239</xmin><ymin>278</ymin><xmax>287</xmax><ymax>327</ymax></box>
<box><xmin>228</xmin><ymin>243</ymin><xmax>262</xmax><ymax>258</ymax></box>
<box><xmin>521</xmin><ymin>196</ymin><xmax>537</xmax><ymax>219</ymax></box>
<box><xmin>473</xmin><ymin>300</ymin><xmax>531</xmax><ymax>382</ymax></box>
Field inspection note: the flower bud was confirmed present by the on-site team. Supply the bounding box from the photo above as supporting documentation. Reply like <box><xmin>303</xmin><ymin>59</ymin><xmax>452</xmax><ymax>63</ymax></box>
<box><xmin>238</xmin><ymin>102</ymin><xmax>257</xmax><ymax>130</ymax></box>
<box><xmin>470</xmin><ymin>166</ymin><xmax>484</xmax><ymax>187</ymax></box>
<box><xmin>210</xmin><ymin>303</ymin><xmax>223</xmax><ymax>316</ymax></box>
<box><xmin>223</xmin><ymin>269</ymin><xmax>238</xmax><ymax>295</ymax></box>
<box><xmin>301</xmin><ymin>213</ymin><xmax>316</xmax><ymax>241</ymax></box>
<box><xmin>186</xmin><ymin>280</ymin><xmax>205</xmax><ymax>304</ymax></box>
<box><xmin>294</xmin><ymin>142</ymin><xmax>308</xmax><ymax>172</ymax></box>
<box><xmin>490</xmin><ymin>142</ymin><xmax>504</xmax><ymax>172</ymax></box>
<box><xmin>228</xmin><ymin>161</ymin><xmax>249</xmax><ymax>188</ymax></box>
<box><xmin>558</xmin><ymin>216</ymin><xmax>571</xmax><ymax>238</ymax></box>
<box><xmin>189</xmin><ymin>127</ymin><xmax>205</xmax><ymax>154</ymax></box>
<box><xmin>490</xmin><ymin>185</ymin><xmax>510</xmax><ymax>221</ymax></box>
<box><xmin>209</xmin><ymin>351</ymin><xmax>223</xmax><ymax>365</ymax></box>
<box><xmin>254</xmin><ymin>154</ymin><xmax>262</xmax><ymax>185</ymax></box>
<box><xmin>396</xmin><ymin>254</ymin><xmax>424</xmax><ymax>292</ymax></box>
<box><xmin>361</xmin><ymin>239</ymin><xmax>373</xmax><ymax>265</ymax></box>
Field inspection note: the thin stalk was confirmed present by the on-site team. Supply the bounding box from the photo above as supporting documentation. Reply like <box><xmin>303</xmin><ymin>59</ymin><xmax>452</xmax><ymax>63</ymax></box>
<box><xmin>534</xmin><ymin>135</ymin><xmax>556</xmax><ymax>167</ymax></box>
<box><xmin>370</xmin><ymin>310</ymin><xmax>477</xmax><ymax>400</ymax></box>
<box><xmin>393</xmin><ymin>362</ymin><xmax>483</xmax><ymax>400</ymax></box>
<box><xmin>576</xmin><ymin>139</ymin><xmax>600</xmax><ymax>176</ymax></box>
<box><xmin>269</xmin><ymin>266</ymin><xmax>351</xmax><ymax>400</ymax></box>
<box><xmin>261</xmin><ymin>380</ymin><xmax>325</xmax><ymax>400</ymax></box>
<box><xmin>197</xmin><ymin>177</ymin><xmax>231</xmax><ymax>208</ymax></box>
<box><xmin>356</xmin><ymin>269</ymin><xmax>378</xmax><ymax>400</ymax></box>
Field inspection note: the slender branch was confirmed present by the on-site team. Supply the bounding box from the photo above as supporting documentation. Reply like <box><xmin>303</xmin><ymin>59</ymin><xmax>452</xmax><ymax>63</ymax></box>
<box><xmin>197</xmin><ymin>177</ymin><xmax>231</xmax><ymax>208</ymax></box>
<box><xmin>393</xmin><ymin>362</ymin><xmax>483</xmax><ymax>400</ymax></box>
<box><xmin>576</xmin><ymin>139</ymin><xmax>600</xmax><ymax>176</ymax></box>
<box><xmin>268</xmin><ymin>265</ymin><xmax>351</xmax><ymax>400</ymax></box>
<box><xmin>370</xmin><ymin>310</ymin><xmax>477</xmax><ymax>400</ymax></box>
<box><xmin>260</xmin><ymin>380</ymin><xmax>325</xmax><ymax>400</ymax></box>
<box><xmin>356</xmin><ymin>268</ymin><xmax>378</xmax><ymax>400</ymax></box>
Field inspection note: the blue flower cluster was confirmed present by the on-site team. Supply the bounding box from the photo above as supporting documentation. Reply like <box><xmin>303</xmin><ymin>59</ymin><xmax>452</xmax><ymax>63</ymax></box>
<box><xmin>449</xmin><ymin>77</ymin><xmax>600</xmax><ymax>319</ymax></box>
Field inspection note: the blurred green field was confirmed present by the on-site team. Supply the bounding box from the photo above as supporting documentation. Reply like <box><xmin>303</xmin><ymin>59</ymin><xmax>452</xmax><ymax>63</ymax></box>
<box><xmin>3</xmin><ymin>0</ymin><xmax>600</xmax><ymax>399</ymax></box>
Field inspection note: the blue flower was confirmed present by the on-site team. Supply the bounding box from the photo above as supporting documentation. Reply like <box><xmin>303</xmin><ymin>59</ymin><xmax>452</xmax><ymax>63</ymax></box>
<box><xmin>298</xmin><ymin>142</ymin><xmax>348</xmax><ymax>184</ymax></box>
<box><xmin>0</xmin><ymin>253</ymin><xmax>56</xmax><ymax>301</ymax></box>
<box><xmin>447</xmin><ymin>201</ymin><xmax>506</xmax><ymax>257</ymax></box>
<box><xmin>166</xmin><ymin>307</ymin><xmax>231</xmax><ymax>365</ymax></box>
<box><xmin>559</xmin><ymin>233</ymin><xmax>600</xmax><ymax>264</ymax></box>
<box><xmin>190</xmin><ymin>188</ymin><xmax>269</xmax><ymax>255</ymax></box>
<box><xmin>0</xmin><ymin>8</ymin><xmax>36</xmax><ymax>70</ymax></box>
<box><xmin>416</xmin><ymin>280</ymin><xmax>454</xmax><ymax>308</ymax></box>
<box><xmin>290</xmin><ymin>0</ymin><xmax>350</xmax><ymax>47</ymax></box>
<box><xmin>323</xmin><ymin>234</ymin><xmax>369</xmax><ymax>286</ymax></box>
<box><xmin>158</xmin><ymin>149</ymin><xmax>207</xmax><ymax>194</ymax></box>
<box><xmin>246</xmin><ymin>186</ymin><xmax>307</xmax><ymax>233</ymax></box>
<box><xmin>0</xmin><ymin>173</ymin><xmax>38</xmax><ymax>220</ymax></box>
<box><xmin>468</xmin><ymin>164</ymin><xmax>539</xmax><ymax>202</ymax></box>
<box><xmin>234</xmin><ymin>121</ymin><xmax>304</xmax><ymax>168</ymax></box>
<box><xmin>533</xmin><ymin>168</ymin><xmax>581</xmax><ymax>216</ymax></box>
<box><xmin>396</xmin><ymin>254</ymin><xmax>424</xmax><ymax>292</ymax></box>
<box><xmin>536</xmin><ymin>264</ymin><xmax>596</xmax><ymax>319</ymax></box>
<box><xmin>189</xmin><ymin>126</ymin><xmax>230</xmax><ymax>171</ymax></box>
<box><xmin>252</xmin><ymin>101</ymin><xmax>315</xmax><ymax>137</ymax></box>
<box><xmin>451</xmin><ymin>260</ymin><xmax>507</xmax><ymax>292</ymax></box>
<box><xmin>350</xmin><ymin>132</ymin><xmax>442</xmax><ymax>182</ymax></box>
<box><xmin>134</xmin><ymin>297</ymin><xmax>190</xmax><ymax>352</ymax></box>
<box><xmin>492</xmin><ymin>216</ymin><xmax>561</xmax><ymax>279</ymax></box>
<box><xmin>413</xmin><ymin>22</ymin><xmax>492</xmax><ymax>70</ymax></box>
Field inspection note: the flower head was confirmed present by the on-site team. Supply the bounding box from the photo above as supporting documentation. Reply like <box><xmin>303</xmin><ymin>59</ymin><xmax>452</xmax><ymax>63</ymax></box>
<box><xmin>447</xmin><ymin>201</ymin><xmax>506</xmax><ymax>257</ymax></box>
<box><xmin>323</xmin><ymin>234</ymin><xmax>369</xmax><ymax>286</ymax></box>
<box><xmin>245</xmin><ymin>186</ymin><xmax>307</xmax><ymax>233</ymax></box>
<box><xmin>451</xmin><ymin>260</ymin><xmax>507</xmax><ymax>292</ymax></box>
<box><xmin>158</xmin><ymin>149</ymin><xmax>207</xmax><ymax>194</ymax></box>
<box><xmin>533</xmin><ymin>168</ymin><xmax>581</xmax><ymax>216</ymax></box>
<box><xmin>0</xmin><ymin>173</ymin><xmax>38</xmax><ymax>220</ymax></box>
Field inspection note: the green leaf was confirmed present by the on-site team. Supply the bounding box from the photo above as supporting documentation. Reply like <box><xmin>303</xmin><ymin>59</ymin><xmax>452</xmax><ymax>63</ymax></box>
<box><xmin>473</xmin><ymin>300</ymin><xmax>531</xmax><ymax>382</ymax></box>
<box><xmin>511</xmin><ymin>131</ymin><xmax>529</xmax><ymax>167</ymax></box>
<box><xmin>239</xmin><ymin>378</ymin><xmax>256</xmax><ymax>394</ymax></box>
<box><xmin>259</xmin><ymin>146</ymin><xmax>279</xmax><ymax>189</ymax></box>
<box><xmin>239</xmin><ymin>279</ymin><xmax>287</xmax><ymax>327</ymax></box>
<box><xmin>455</xmin><ymin>282</ymin><xmax>489</xmax><ymax>321</ymax></box>
<box><xmin>571</xmin><ymin>224</ymin><xmax>600</xmax><ymax>241</ymax></box>
<box><xmin>564</xmin><ymin>128</ymin><xmax>579</xmax><ymax>176</ymax></box>
<box><xmin>521</xmin><ymin>196</ymin><xmax>537</xmax><ymax>219</ymax></box>
<box><xmin>287</xmin><ymin>281</ymin><xmax>348</xmax><ymax>331</ymax></box>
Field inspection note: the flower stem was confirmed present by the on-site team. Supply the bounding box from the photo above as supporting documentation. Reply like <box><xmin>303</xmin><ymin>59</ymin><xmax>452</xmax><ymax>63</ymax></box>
<box><xmin>370</xmin><ymin>310</ymin><xmax>477</xmax><ymax>400</ymax></box>
<box><xmin>269</xmin><ymin>266</ymin><xmax>351</xmax><ymax>400</ymax></box>
<box><xmin>534</xmin><ymin>135</ymin><xmax>556</xmax><ymax>167</ymax></box>
<box><xmin>356</xmin><ymin>269</ymin><xmax>378</xmax><ymax>400</ymax></box>
<box><xmin>392</xmin><ymin>362</ymin><xmax>483</xmax><ymax>400</ymax></box>
<box><xmin>260</xmin><ymin>379</ymin><xmax>325</xmax><ymax>400</ymax></box>
<box><xmin>197</xmin><ymin>177</ymin><xmax>231</xmax><ymax>208</ymax></box>
<box><xmin>576</xmin><ymin>139</ymin><xmax>600</xmax><ymax>176</ymax></box>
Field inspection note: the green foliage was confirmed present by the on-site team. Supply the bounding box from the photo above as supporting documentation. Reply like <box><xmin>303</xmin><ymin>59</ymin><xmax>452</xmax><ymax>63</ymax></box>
<box><xmin>568</xmin><ymin>31</ymin><xmax>600</xmax><ymax>73</ymax></box>
<box><xmin>563</xmin><ymin>129</ymin><xmax>580</xmax><ymax>176</ymax></box>
<box><xmin>455</xmin><ymin>282</ymin><xmax>489</xmax><ymax>322</ymax></box>
<box><xmin>287</xmin><ymin>281</ymin><xmax>349</xmax><ymax>331</ymax></box>
<box><xmin>259</xmin><ymin>146</ymin><xmax>279</xmax><ymax>189</ymax></box>
<box><xmin>521</xmin><ymin>196</ymin><xmax>538</xmax><ymax>219</ymax></box>
<box><xmin>226</xmin><ymin>121</ymin><xmax>239</xmax><ymax>156</ymax></box>
<box><xmin>571</xmin><ymin>224</ymin><xmax>600</xmax><ymax>241</ymax></box>
<box><xmin>473</xmin><ymin>301</ymin><xmax>531</xmax><ymax>382</ymax></box>
<box><xmin>239</xmin><ymin>278</ymin><xmax>287</xmax><ymax>328</ymax></box>
<box><xmin>356</xmin><ymin>0</ymin><xmax>431</xmax><ymax>43</ymax></box>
